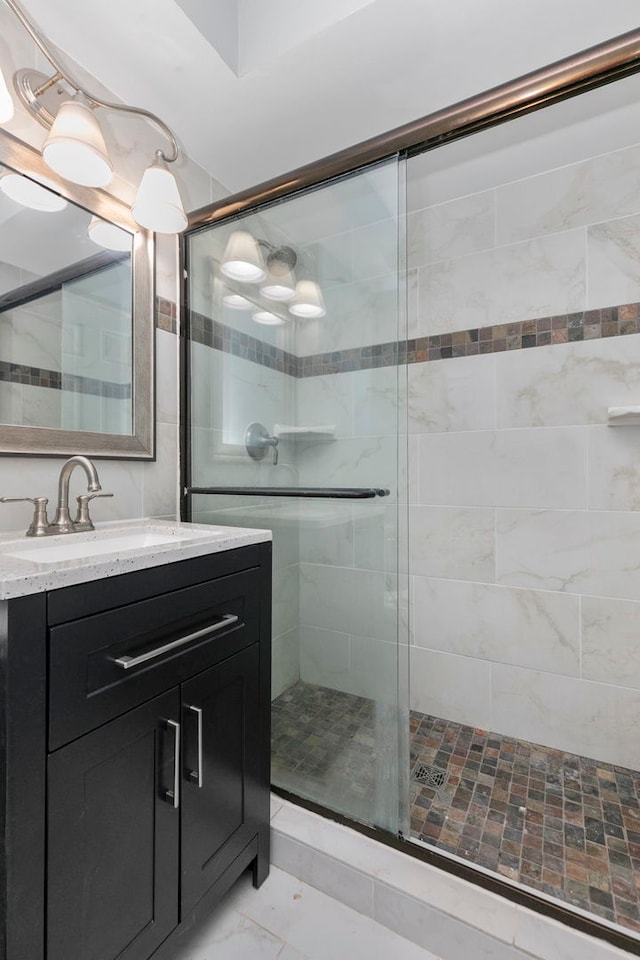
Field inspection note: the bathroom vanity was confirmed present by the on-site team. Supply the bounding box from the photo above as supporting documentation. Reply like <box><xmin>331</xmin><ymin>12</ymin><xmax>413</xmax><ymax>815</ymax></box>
<box><xmin>0</xmin><ymin>520</ymin><xmax>272</xmax><ymax>960</ymax></box>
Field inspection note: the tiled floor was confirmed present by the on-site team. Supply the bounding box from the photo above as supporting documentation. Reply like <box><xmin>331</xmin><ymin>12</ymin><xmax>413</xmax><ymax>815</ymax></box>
<box><xmin>272</xmin><ymin>681</ymin><xmax>640</xmax><ymax>936</ymax></box>
<box><xmin>155</xmin><ymin>865</ymin><xmax>440</xmax><ymax>960</ymax></box>
<box><xmin>410</xmin><ymin>711</ymin><xmax>640</xmax><ymax>934</ymax></box>
<box><xmin>271</xmin><ymin>682</ymin><xmax>379</xmax><ymax>824</ymax></box>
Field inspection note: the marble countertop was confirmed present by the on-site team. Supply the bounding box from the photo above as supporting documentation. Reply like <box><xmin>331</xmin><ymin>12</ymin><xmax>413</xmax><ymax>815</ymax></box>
<box><xmin>0</xmin><ymin>518</ymin><xmax>271</xmax><ymax>600</ymax></box>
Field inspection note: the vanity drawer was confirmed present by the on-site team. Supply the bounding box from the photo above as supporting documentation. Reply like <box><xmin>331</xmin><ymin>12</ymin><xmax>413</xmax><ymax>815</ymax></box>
<box><xmin>48</xmin><ymin>567</ymin><xmax>260</xmax><ymax>750</ymax></box>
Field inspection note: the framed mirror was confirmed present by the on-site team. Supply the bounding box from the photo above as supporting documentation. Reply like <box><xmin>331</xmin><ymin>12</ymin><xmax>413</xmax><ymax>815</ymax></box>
<box><xmin>0</xmin><ymin>127</ymin><xmax>154</xmax><ymax>458</ymax></box>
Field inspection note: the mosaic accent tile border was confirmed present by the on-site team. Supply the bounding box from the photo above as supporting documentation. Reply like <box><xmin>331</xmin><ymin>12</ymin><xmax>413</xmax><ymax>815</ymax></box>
<box><xmin>157</xmin><ymin>296</ymin><xmax>177</xmax><ymax>334</ymax></box>
<box><xmin>0</xmin><ymin>361</ymin><xmax>131</xmax><ymax>399</ymax></box>
<box><xmin>189</xmin><ymin>302</ymin><xmax>640</xmax><ymax>378</ymax></box>
<box><xmin>190</xmin><ymin>310</ymin><xmax>298</xmax><ymax>377</ymax></box>
<box><xmin>271</xmin><ymin>679</ymin><xmax>640</xmax><ymax>936</ymax></box>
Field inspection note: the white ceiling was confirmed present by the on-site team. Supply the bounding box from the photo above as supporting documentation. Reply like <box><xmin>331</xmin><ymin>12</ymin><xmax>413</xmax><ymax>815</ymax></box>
<box><xmin>13</xmin><ymin>0</ymin><xmax>640</xmax><ymax>196</ymax></box>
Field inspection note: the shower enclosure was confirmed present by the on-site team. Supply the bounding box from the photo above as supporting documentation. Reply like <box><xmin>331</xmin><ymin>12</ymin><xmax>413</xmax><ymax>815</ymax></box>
<box><xmin>184</xmin><ymin>158</ymin><xmax>409</xmax><ymax>836</ymax></box>
<box><xmin>182</xmin><ymin>31</ymin><xmax>640</xmax><ymax>953</ymax></box>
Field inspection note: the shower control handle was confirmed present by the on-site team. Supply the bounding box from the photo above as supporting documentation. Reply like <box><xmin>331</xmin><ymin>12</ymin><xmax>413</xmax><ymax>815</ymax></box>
<box><xmin>245</xmin><ymin>422</ymin><xmax>279</xmax><ymax>465</ymax></box>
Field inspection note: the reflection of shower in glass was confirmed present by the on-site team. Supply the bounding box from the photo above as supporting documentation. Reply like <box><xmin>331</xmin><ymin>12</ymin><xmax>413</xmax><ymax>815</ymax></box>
<box><xmin>245</xmin><ymin>422</ymin><xmax>279</xmax><ymax>465</ymax></box>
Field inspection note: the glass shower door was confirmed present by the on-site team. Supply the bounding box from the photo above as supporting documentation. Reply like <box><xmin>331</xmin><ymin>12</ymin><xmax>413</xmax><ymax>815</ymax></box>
<box><xmin>185</xmin><ymin>159</ymin><xmax>408</xmax><ymax>834</ymax></box>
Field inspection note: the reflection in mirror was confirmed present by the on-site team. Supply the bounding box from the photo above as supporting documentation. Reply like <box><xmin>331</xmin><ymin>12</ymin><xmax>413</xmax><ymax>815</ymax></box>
<box><xmin>0</xmin><ymin>162</ymin><xmax>134</xmax><ymax>437</ymax></box>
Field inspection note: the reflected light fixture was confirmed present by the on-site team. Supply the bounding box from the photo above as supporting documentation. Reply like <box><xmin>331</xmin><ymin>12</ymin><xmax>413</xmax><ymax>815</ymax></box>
<box><xmin>0</xmin><ymin>65</ymin><xmax>14</xmax><ymax>123</ymax></box>
<box><xmin>0</xmin><ymin>0</ymin><xmax>187</xmax><ymax>233</ymax></box>
<box><xmin>260</xmin><ymin>244</ymin><xmax>297</xmax><ymax>301</ymax></box>
<box><xmin>289</xmin><ymin>280</ymin><xmax>326</xmax><ymax>319</ymax></box>
<box><xmin>88</xmin><ymin>215</ymin><xmax>133</xmax><ymax>252</ymax></box>
<box><xmin>221</xmin><ymin>232</ymin><xmax>266</xmax><ymax>283</ymax></box>
<box><xmin>223</xmin><ymin>293</ymin><xmax>253</xmax><ymax>310</ymax></box>
<box><xmin>0</xmin><ymin>171</ymin><xmax>67</xmax><ymax>211</ymax></box>
<box><xmin>253</xmin><ymin>310</ymin><xmax>286</xmax><ymax>325</ymax></box>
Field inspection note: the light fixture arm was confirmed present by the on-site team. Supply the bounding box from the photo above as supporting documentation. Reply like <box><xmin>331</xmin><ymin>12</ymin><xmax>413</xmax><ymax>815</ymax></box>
<box><xmin>3</xmin><ymin>0</ymin><xmax>179</xmax><ymax>163</ymax></box>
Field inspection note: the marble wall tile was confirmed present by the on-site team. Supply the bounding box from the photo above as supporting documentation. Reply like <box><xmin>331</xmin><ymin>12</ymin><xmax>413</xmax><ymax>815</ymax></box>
<box><xmin>156</xmin><ymin>329</ymin><xmax>178</xmax><ymax>425</ymax></box>
<box><xmin>299</xmin><ymin>562</ymin><xmax>396</xmax><ymax>643</ymax></box>
<box><xmin>16</xmin><ymin>383</ymin><xmax>62</xmax><ymax>429</ymax></box>
<box><xmin>417</xmin><ymin>230</ymin><xmax>585</xmax><ymax>337</ymax></box>
<box><xmin>408</xmin><ymin>353</ymin><xmax>496</xmax><ymax>434</ymax></box>
<box><xmin>409</xmin><ymin>648</ymin><xmax>492</xmax><ymax>729</ymax></box>
<box><xmin>295</xmin><ymin>373</ymin><xmax>353</xmax><ymax>438</ymax></box>
<box><xmin>408</xmin><ymin>506</ymin><xmax>495</xmax><ymax>582</ymax></box>
<box><xmin>491</xmin><ymin>664</ymin><xmax>640</xmax><ymax>768</ymax></box>
<box><xmin>141</xmin><ymin>421</ymin><xmax>178</xmax><ymax>519</ymax></box>
<box><xmin>295</xmin><ymin>275</ymin><xmax>399</xmax><ymax>356</ymax></box>
<box><xmin>497</xmin><ymin>507</ymin><xmax>640</xmax><ymax>601</ymax></box>
<box><xmin>352</xmin><ymin>503</ymin><xmax>399</xmax><ymax>574</ymax></box>
<box><xmin>588</xmin><ymin>213</ymin><xmax>640</xmax><ymax>309</ymax></box>
<box><xmin>1</xmin><ymin>303</ymin><xmax>62</xmax><ymax>371</ymax></box>
<box><xmin>273</xmin><ymin>563</ymin><xmax>300</xmax><ymax>640</ymax></box>
<box><xmin>416</xmin><ymin>427</ymin><xmax>586</xmax><ymax>509</ymax></box>
<box><xmin>299</xmin><ymin>625</ymin><xmax>351</xmax><ymax>693</ymax></box>
<box><xmin>349</xmin><ymin>636</ymin><xmax>399</xmax><ymax>704</ymax></box>
<box><xmin>582</xmin><ymin>596</ymin><xmax>640</xmax><ymax>690</ymax></box>
<box><xmin>496</xmin><ymin>335</ymin><xmax>640</xmax><ymax>428</ymax></box>
<box><xmin>351</xmin><ymin>218</ymin><xmax>398</xmax><ymax>282</ymax></box>
<box><xmin>272</xmin><ymin>626</ymin><xmax>300</xmax><ymax>700</ymax></box>
<box><xmin>407</xmin><ymin>191</ymin><xmax>495</xmax><ymax>268</ymax></box>
<box><xmin>587</xmin><ymin>424</ymin><xmax>640</xmax><ymax>510</ymax></box>
<box><xmin>351</xmin><ymin>366</ymin><xmax>400</xmax><ymax>438</ymax></box>
<box><xmin>298</xmin><ymin>503</ymin><xmax>354</xmax><ymax>566</ymax></box>
<box><xmin>297</xmin><ymin>435</ymin><xmax>399</xmax><ymax>494</ymax></box>
<box><xmin>412</xmin><ymin>577</ymin><xmax>580</xmax><ymax>677</ymax></box>
<box><xmin>407</xmin><ymin>268</ymin><xmax>419</xmax><ymax>340</ymax></box>
<box><xmin>497</xmin><ymin>143</ymin><xmax>640</xmax><ymax>244</ymax></box>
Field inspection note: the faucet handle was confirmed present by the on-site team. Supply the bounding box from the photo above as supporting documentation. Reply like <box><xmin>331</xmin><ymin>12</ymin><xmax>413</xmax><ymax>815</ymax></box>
<box><xmin>74</xmin><ymin>492</ymin><xmax>114</xmax><ymax>531</ymax></box>
<box><xmin>0</xmin><ymin>496</ymin><xmax>50</xmax><ymax>537</ymax></box>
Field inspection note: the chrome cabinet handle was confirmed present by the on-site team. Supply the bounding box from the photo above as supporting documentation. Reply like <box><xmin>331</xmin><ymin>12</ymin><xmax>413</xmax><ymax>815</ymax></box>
<box><xmin>113</xmin><ymin>614</ymin><xmax>240</xmax><ymax>670</ymax></box>
<box><xmin>187</xmin><ymin>705</ymin><xmax>203</xmax><ymax>788</ymax></box>
<box><xmin>164</xmin><ymin>719</ymin><xmax>180</xmax><ymax>808</ymax></box>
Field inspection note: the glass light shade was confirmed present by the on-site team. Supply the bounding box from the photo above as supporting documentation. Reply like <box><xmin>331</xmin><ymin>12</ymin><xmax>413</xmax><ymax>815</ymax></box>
<box><xmin>132</xmin><ymin>158</ymin><xmax>187</xmax><ymax>234</ymax></box>
<box><xmin>223</xmin><ymin>293</ymin><xmax>253</xmax><ymax>310</ymax></box>
<box><xmin>0</xmin><ymin>66</ymin><xmax>14</xmax><ymax>124</ymax></box>
<box><xmin>0</xmin><ymin>173</ymin><xmax>67</xmax><ymax>212</ymax></box>
<box><xmin>289</xmin><ymin>280</ymin><xmax>326</xmax><ymax>319</ymax></box>
<box><xmin>88</xmin><ymin>215</ymin><xmax>132</xmax><ymax>252</ymax></box>
<box><xmin>253</xmin><ymin>310</ymin><xmax>285</xmax><ymax>326</ymax></box>
<box><xmin>221</xmin><ymin>231</ymin><xmax>266</xmax><ymax>283</ymax></box>
<box><xmin>260</xmin><ymin>265</ymin><xmax>296</xmax><ymax>302</ymax></box>
<box><xmin>42</xmin><ymin>95</ymin><xmax>113</xmax><ymax>187</ymax></box>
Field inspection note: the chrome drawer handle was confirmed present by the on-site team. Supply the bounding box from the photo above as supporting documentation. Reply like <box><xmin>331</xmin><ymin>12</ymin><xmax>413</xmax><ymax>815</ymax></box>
<box><xmin>165</xmin><ymin>719</ymin><xmax>180</xmax><ymax>809</ymax></box>
<box><xmin>113</xmin><ymin>614</ymin><xmax>240</xmax><ymax>670</ymax></box>
<box><xmin>187</xmin><ymin>705</ymin><xmax>203</xmax><ymax>788</ymax></box>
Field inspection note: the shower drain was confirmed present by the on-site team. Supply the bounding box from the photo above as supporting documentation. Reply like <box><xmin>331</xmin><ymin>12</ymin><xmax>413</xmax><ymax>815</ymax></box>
<box><xmin>412</xmin><ymin>763</ymin><xmax>448</xmax><ymax>790</ymax></box>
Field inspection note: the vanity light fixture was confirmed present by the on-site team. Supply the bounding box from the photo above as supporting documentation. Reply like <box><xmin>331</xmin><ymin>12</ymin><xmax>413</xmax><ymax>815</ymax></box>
<box><xmin>0</xmin><ymin>64</ymin><xmax>14</xmax><ymax>123</ymax></box>
<box><xmin>0</xmin><ymin>0</ymin><xmax>187</xmax><ymax>233</ymax></box>
<box><xmin>289</xmin><ymin>280</ymin><xmax>326</xmax><ymax>319</ymax></box>
<box><xmin>88</xmin><ymin>215</ymin><xmax>132</xmax><ymax>252</ymax></box>
<box><xmin>0</xmin><ymin>170</ymin><xmax>68</xmax><ymax>211</ymax></box>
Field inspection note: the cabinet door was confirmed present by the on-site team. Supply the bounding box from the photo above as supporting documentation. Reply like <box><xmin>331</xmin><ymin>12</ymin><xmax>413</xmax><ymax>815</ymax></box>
<box><xmin>181</xmin><ymin>644</ymin><xmax>260</xmax><ymax>915</ymax></box>
<box><xmin>47</xmin><ymin>689</ymin><xmax>180</xmax><ymax>960</ymax></box>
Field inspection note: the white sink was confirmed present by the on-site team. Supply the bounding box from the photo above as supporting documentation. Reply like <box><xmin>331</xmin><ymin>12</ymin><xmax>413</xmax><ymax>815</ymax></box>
<box><xmin>3</xmin><ymin>527</ymin><xmax>223</xmax><ymax>564</ymax></box>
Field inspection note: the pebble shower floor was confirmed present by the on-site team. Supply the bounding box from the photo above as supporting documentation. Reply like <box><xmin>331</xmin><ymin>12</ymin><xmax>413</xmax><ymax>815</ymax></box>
<box><xmin>271</xmin><ymin>681</ymin><xmax>640</xmax><ymax>935</ymax></box>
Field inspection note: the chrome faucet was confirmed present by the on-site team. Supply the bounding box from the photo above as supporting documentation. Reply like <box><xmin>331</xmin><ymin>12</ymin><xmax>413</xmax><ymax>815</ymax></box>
<box><xmin>0</xmin><ymin>455</ymin><xmax>113</xmax><ymax>536</ymax></box>
<box><xmin>51</xmin><ymin>456</ymin><xmax>102</xmax><ymax>534</ymax></box>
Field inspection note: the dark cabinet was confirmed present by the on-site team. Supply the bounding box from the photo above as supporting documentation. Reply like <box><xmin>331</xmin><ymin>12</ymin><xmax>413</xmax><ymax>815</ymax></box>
<box><xmin>0</xmin><ymin>542</ymin><xmax>272</xmax><ymax>960</ymax></box>
<box><xmin>47</xmin><ymin>691</ymin><xmax>181</xmax><ymax>960</ymax></box>
<box><xmin>181</xmin><ymin>645</ymin><xmax>261</xmax><ymax>915</ymax></box>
